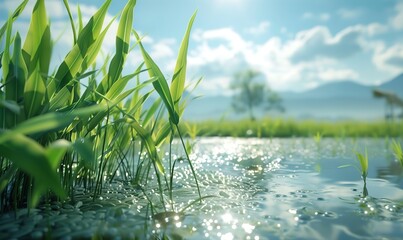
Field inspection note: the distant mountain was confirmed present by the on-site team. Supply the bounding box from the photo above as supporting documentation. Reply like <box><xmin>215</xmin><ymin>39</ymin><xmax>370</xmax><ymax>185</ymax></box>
<box><xmin>377</xmin><ymin>73</ymin><xmax>403</xmax><ymax>96</ymax></box>
<box><xmin>182</xmin><ymin>73</ymin><xmax>403</xmax><ymax>121</ymax></box>
<box><xmin>281</xmin><ymin>80</ymin><xmax>372</xmax><ymax>99</ymax></box>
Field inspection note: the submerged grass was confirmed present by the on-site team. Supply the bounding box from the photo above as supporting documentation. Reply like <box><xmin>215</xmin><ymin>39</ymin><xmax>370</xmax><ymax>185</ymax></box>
<box><xmin>0</xmin><ymin>0</ymin><xmax>201</xmax><ymax>217</ymax></box>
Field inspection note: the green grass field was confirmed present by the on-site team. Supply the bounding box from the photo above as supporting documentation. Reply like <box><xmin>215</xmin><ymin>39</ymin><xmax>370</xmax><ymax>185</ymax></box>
<box><xmin>186</xmin><ymin>118</ymin><xmax>403</xmax><ymax>138</ymax></box>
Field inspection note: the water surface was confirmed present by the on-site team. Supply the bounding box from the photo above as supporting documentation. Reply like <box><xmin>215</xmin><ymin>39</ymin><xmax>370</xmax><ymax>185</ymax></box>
<box><xmin>162</xmin><ymin>138</ymin><xmax>403</xmax><ymax>240</ymax></box>
<box><xmin>1</xmin><ymin>138</ymin><xmax>402</xmax><ymax>239</ymax></box>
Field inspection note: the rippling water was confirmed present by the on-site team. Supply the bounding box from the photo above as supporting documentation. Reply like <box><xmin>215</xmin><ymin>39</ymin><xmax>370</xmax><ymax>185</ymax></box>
<box><xmin>1</xmin><ymin>138</ymin><xmax>402</xmax><ymax>239</ymax></box>
<box><xmin>160</xmin><ymin>138</ymin><xmax>403</xmax><ymax>240</ymax></box>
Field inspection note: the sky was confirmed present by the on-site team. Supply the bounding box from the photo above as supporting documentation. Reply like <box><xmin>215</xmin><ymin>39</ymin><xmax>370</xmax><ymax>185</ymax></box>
<box><xmin>1</xmin><ymin>0</ymin><xmax>403</xmax><ymax>96</ymax></box>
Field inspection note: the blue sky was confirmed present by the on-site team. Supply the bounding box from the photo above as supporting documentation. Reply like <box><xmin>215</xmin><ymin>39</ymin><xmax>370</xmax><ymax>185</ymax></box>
<box><xmin>1</xmin><ymin>0</ymin><xmax>403</xmax><ymax>95</ymax></box>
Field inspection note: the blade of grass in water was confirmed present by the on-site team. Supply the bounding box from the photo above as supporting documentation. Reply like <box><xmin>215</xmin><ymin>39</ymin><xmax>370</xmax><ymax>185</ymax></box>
<box><xmin>170</xmin><ymin>11</ymin><xmax>196</xmax><ymax>114</ymax></box>
<box><xmin>391</xmin><ymin>140</ymin><xmax>403</xmax><ymax>166</ymax></box>
<box><xmin>355</xmin><ymin>149</ymin><xmax>368</xmax><ymax>182</ymax></box>
<box><xmin>0</xmin><ymin>133</ymin><xmax>67</xmax><ymax>206</ymax></box>
<box><xmin>134</xmin><ymin>31</ymin><xmax>179</xmax><ymax>125</ymax></box>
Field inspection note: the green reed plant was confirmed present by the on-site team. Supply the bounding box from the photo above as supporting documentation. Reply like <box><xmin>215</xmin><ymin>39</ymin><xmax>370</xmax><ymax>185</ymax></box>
<box><xmin>339</xmin><ymin>149</ymin><xmax>369</xmax><ymax>197</ymax></box>
<box><xmin>355</xmin><ymin>150</ymin><xmax>368</xmax><ymax>184</ymax></box>
<box><xmin>134</xmin><ymin>12</ymin><xmax>202</xmax><ymax>204</ymax></box>
<box><xmin>314</xmin><ymin>132</ymin><xmax>322</xmax><ymax>144</ymax></box>
<box><xmin>1</xmin><ymin>0</ymin><xmax>201</xmax><ymax>214</ymax></box>
<box><xmin>391</xmin><ymin>139</ymin><xmax>403</xmax><ymax>166</ymax></box>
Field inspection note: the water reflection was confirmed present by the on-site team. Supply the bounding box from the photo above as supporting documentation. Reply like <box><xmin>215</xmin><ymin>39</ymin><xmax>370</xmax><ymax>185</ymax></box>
<box><xmin>161</xmin><ymin>138</ymin><xmax>403</xmax><ymax>239</ymax></box>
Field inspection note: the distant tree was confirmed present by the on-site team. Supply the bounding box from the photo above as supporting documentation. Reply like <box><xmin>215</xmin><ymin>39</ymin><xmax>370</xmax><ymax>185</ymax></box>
<box><xmin>230</xmin><ymin>69</ymin><xmax>284</xmax><ymax>121</ymax></box>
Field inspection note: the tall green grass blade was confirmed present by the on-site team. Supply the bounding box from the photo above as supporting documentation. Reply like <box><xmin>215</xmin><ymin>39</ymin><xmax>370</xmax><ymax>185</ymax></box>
<box><xmin>22</xmin><ymin>0</ymin><xmax>52</xmax><ymax>75</ymax></box>
<box><xmin>130</xmin><ymin>121</ymin><xmax>165</xmax><ymax>174</ymax></box>
<box><xmin>134</xmin><ymin>31</ymin><xmax>179</xmax><ymax>125</ymax></box>
<box><xmin>98</xmin><ymin>0</ymin><xmax>136</xmax><ymax>94</ymax></box>
<box><xmin>3</xmin><ymin>32</ymin><xmax>26</xmax><ymax>127</ymax></box>
<box><xmin>48</xmin><ymin>86</ymin><xmax>72</xmax><ymax>111</ymax></box>
<box><xmin>0</xmin><ymin>100</ymin><xmax>20</xmax><ymax>114</ymax></box>
<box><xmin>355</xmin><ymin>150</ymin><xmax>368</xmax><ymax>179</ymax></box>
<box><xmin>0</xmin><ymin>132</ymin><xmax>67</xmax><ymax>204</ymax></box>
<box><xmin>45</xmin><ymin>139</ymin><xmax>71</xmax><ymax>169</ymax></box>
<box><xmin>170</xmin><ymin>11</ymin><xmax>196</xmax><ymax>114</ymax></box>
<box><xmin>81</xmin><ymin>16</ymin><xmax>116</xmax><ymax>71</ymax></box>
<box><xmin>1</xmin><ymin>17</ymin><xmax>12</xmax><ymax>82</ymax></box>
<box><xmin>77</xmin><ymin>5</ymin><xmax>83</xmax><ymax>33</ymax></box>
<box><xmin>86</xmin><ymin>88</ymin><xmax>136</xmax><ymax>132</ymax></box>
<box><xmin>154</xmin><ymin>122</ymin><xmax>171</xmax><ymax>147</ymax></box>
<box><xmin>63</xmin><ymin>0</ymin><xmax>77</xmax><ymax>45</ymax></box>
<box><xmin>24</xmin><ymin>65</ymin><xmax>46</xmax><ymax>118</ymax></box>
<box><xmin>51</xmin><ymin>0</ymin><xmax>112</xmax><ymax>94</ymax></box>
<box><xmin>11</xmin><ymin>33</ymin><xmax>27</xmax><ymax>103</ymax></box>
<box><xmin>0</xmin><ymin>104</ymin><xmax>105</xmax><ymax>144</ymax></box>
<box><xmin>104</xmin><ymin>70</ymin><xmax>148</xmax><ymax>100</ymax></box>
<box><xmin>0</xmin><ymin>0</ymin><xmax>29</xmax><ymax>41</ymax></box>
<box><xmin>0</xmin><ymin>166</ymin><xmax>18</xmax><ymax>193</ymax></box>
<box><xmin>73</xmin><ymin>138</ymin><xmax>95</xmax><ymax>170</ymax></box>
<box><xmin>391</xmin><ymin>140</ymin><xmax>403</xmax><ymax>166</ymax></box>
<box><xmin>142</xmin><ymin>98</ymin><xmax>162</xmax><ymax>127</ymax></box>
<box><xmin>32</xmin><ymin>139</ymin><xmax>71</xmax><ymax>207</ymax></box>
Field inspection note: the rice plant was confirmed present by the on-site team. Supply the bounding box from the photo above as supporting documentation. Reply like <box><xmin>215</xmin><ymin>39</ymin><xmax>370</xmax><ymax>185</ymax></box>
<box><xmin>338</xmin><ymin>149</ymin><xmax>369</xmax><ymax>197</ymax></box>
<box><xmin>391</xmin><ymin>139</ymin><xmax>403</xmax><ymax>166</ymax></box>
<box><xmin>355</xmin><ymin>150</ymin><xmax>368</xmax><ymax>184</ymax></box>
<box><xmin>0</xmin><ymin>0</ymin><xmax>200</xmax><ymax>215</ymax></box>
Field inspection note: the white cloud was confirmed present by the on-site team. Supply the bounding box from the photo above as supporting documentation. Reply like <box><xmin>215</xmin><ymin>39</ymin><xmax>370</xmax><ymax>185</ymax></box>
<box><xmin>391</xmin><ymin>2</ymin><xmax>403</xmax><ymax>30</ymax></box>
<box><xmin>319</xmin><ymin>13</ymin><xmax>331</xmax><ymax>22</ymax></box>
<box><xmin>246</xmin><ymin>21</ymin><xmax>270</xmax><ymax>35</ymax></box>
<box><xmin>373</xmin><ymin>43</ymin><xmax>403</xmax><ymax>74</ymax></box>
<box><xmin>302</xmin><ymin>12</ymin><xmax>330</xmax><ymax>22</ymax></box>
<box><xmin>337</xmin><ymin>8</ymin><xmax>362</xmax><ymax>19</ymax></box>
<box><xmin>150</xmin><ymin>38</ymin><xmax>176</xmax><ymax>60</ymax></box>
<box><xmin>185</xmin><ymin>20</ymin><xmax>390</xmax><ymax>95</ymax></box>
<box><xmin>318</xmin><ymin>68</ymin><xmax>359</xmax><ymax>81</ymax></box>
<box><xmin>0</xmin><ymin>0</ymin><xmax>66</xmax><ymax>19</ymax></box>
<box><xmin>288</xmin><ymin>23</ymin><xmax>387</xmax><ymax>63</ymax></box>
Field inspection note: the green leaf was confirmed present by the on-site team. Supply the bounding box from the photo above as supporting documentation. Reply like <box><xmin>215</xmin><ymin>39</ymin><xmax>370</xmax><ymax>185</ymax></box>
<box><xmin>134</xmin><ymin>31</ymin><xmax>179</xmax><ymax>125</ymax></box>
<box><xmin>103</xmin><ymin>0</ymin><xmax>136</xmax><ymax>93</ymax></box>
<box><xmin>0</xmin><ymin>132</ymin><xmax>66</xmax><ymax>205</ymax></box>
<box><xmin>355</xmin><ymin>150</ymin><xmax>368</xmax><ymax>178</ymax></box>
<box><xmin>48</xmin><ymin>86</ymin><xmax>71</xmax><ymax>111</ymax></box>
<box><xmin>22</xmin><ymin>0</ymin><xmax>52</xmax><ymax>75</ymax></box>
<box><xmin>0</xmin><ymin>166</ymin><xmax>18</xmax><ymax>193</ymax></box>
<box><xmin>130</xmin><ymin>120</ymin><xmax>165</xmax><ymax>174</ymax></box>
<box><xmin>0</xmin><ymin>104</ymin><xmax>105</xmax><ymax>144</ymax></box>
<box><xmin>170</xmin><ymin>11</ymin><xmax>196</xmax><ymax>115</ymax></box>
<box><xmin>24</xmin><ymin>65</ymin><xmax>46</xmax><ymax>118</ymax></box>
<box><xmin>81</xmin><ymin>16</ymin><xmax>116</xmax><ymax>71</ymax></box>
<box><xmin>73</xmin><ymin>138</ymin><xmax>95</xmax><ymax>170</ymax></box>
<box><xmin>391</xmin><ymin>140</ymin><xmax>403</xmax><ymax>166</ymax></box>
<box><xmin>0</xmin><ymin>100</ymin><xmax>20</xmax><ymax>114</ymax></box>
<box><xmin>45</xmin><ymin>139</ymin><xmax>71</xmax><ymax>169</ymax></box>
<box><xmin>0</xmin><ymin>0</ymin><xmax>29</xmax><ymax>41</ymax></box>
<box><xmin>63</xmin><ymin>0</ymin><xmax>77</xmax><ymax>45</ymax></box>
<box><xmin>86</xmin><ymin>88</ymin><xmax>136</xmax><ymax>132</ymax></box>
<box><xmin>50</xmin><ymin>0</ymin><xmax>112</xmax><ymax>94</ymax></box>
<box><xmin>1</xmin><ymin>16</ymin><xmax>12</xmax><ymax>81</ymax></box>
<box><xmin>11</xmin><ymin>33</ymin><xmax>28</xmax><ymax>101</ymax></box>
